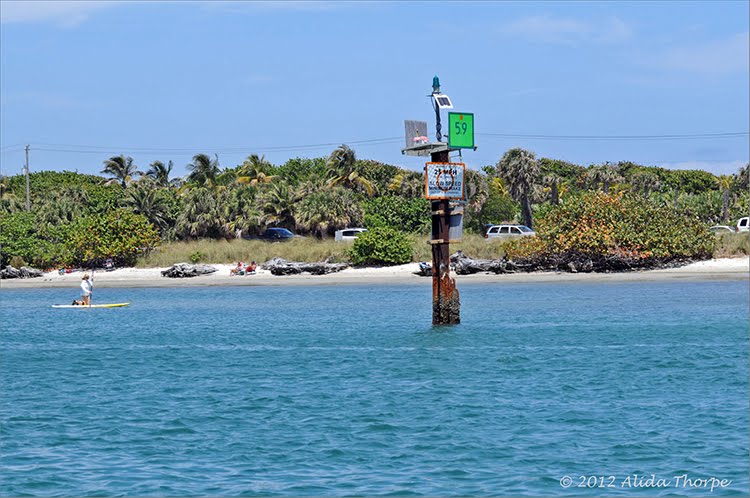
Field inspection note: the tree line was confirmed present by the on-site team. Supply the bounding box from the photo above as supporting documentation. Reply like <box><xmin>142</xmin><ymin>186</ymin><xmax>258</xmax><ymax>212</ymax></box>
<box><xmin>0</xmin><ymin>144</ymin><xmax>747</xmax><ymax>268</ymax></box>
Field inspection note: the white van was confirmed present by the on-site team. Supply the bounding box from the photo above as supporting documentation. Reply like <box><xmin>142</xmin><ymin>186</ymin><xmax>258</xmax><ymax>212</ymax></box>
<box><xmin>335</xmin><ymin>228</ymin><xmax>367</xmax><ymax>242</ymax></box>
<box><xmin>737</xmin><ymin>217</ymin><xmax>749</xmax><ymax>232</ymax></box>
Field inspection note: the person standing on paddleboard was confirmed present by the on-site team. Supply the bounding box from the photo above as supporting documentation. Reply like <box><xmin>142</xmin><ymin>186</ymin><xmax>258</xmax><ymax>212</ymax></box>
<box><xmin>80</xmin><ymin>274</ymin><xmax>93</xmax><ymax>306</ymax></box>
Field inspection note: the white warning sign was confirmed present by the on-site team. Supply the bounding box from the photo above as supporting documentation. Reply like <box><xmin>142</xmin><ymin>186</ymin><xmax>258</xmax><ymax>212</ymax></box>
<box><xmin>425</xmin><ymin>162</ymin><xmax>465</xmax><ymax>200</ymax></box>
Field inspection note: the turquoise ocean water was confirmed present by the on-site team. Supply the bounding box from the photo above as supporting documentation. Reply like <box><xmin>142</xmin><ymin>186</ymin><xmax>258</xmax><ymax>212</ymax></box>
<box><xmin>1</xmin><ymin>280</ymin><xmax>748</xmax><ymax>496</ymax></box>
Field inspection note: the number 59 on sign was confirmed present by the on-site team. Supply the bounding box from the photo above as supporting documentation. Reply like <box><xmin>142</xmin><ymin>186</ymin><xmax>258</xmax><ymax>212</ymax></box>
<box><xmin>448</xmin><ymin>112</ymin><xmax>474</xmax><ymax>149</ymax></box>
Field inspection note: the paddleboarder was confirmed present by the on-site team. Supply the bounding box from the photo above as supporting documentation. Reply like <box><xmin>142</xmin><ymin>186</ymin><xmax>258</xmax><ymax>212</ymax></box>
<box><xmin>80</xmin><ymin>274</ymin><xmax>93</xmax><ymax>306</ymax></box>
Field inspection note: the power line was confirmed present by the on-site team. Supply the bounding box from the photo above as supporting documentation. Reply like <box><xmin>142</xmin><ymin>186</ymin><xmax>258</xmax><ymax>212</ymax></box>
<box><xmin>0</xmin><ymin>144</ymin><xmax>25</xmax><ymax>151</ymax></box>
<box><xmin>30</xmin><ymin>137</ymin><xmax>403</xmax><ymax>154</ymax></box>
<box><xmin>3</xmin><ymin>131</ymin><xmax>747</xmax><ymax>157</ymax></box>
<box><xmin>478</xmin><ymin>132</ymin><xmax>749</xmax><ymax>141</ymax></box>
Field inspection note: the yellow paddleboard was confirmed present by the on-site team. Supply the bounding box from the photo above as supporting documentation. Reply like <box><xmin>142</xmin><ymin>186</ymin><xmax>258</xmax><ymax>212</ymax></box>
<box><xmin>51</xmin><ymin>303</ymin><xmax>130</xmax><ymax>309</ymax></box>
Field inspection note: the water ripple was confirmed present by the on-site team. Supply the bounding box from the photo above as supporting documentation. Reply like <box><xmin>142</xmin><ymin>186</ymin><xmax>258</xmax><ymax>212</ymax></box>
<box><xmin>1</xmin><ymin>281</ymin><xmax>747</xmax><ymax>496</ymax></box>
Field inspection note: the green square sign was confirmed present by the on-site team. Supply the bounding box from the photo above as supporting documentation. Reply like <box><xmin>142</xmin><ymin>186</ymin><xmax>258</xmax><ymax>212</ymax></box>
<box><xmin>448</xmin><ymin>112</ymin><xmax>474</xmax><ymax>149</ymax></box>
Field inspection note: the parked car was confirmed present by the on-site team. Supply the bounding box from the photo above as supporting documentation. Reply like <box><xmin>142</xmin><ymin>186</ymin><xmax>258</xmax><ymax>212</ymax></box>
<box><xmin>335</xmin><ymin>228</ymin><xmax>367</xmax><ymax>242</ymax></box>
<box><xmin>243</xmin><ymin>227</ymin><xmax>297</xmax><ymax>242</ymax></box>
<box><xmin>709</xmin><ymin>225</ymin><xmax>735</xmax><ymax>234</ymax></box>
<box><xmin>485</xmin><ymin>224</ymin><xmax>536</xmax><ymax>240</ymax></box>
<box><xmin>737</xmin><ymin>217</ymin><xmax>749</xmax><ymax>232</ymax></box>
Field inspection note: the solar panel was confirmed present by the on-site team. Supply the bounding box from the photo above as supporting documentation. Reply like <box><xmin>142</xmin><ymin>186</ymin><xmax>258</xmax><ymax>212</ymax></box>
<box><xmin>433</xmin><ymin>93</ymin><xmax>453</xmax><ymax>109</ymax></box>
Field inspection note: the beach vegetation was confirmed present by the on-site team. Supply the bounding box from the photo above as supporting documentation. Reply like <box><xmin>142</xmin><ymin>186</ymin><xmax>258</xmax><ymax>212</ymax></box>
<box><xmin>504</xmin><ymin>192</ymin><xmax>715</xmax><ymax>271</ymax></box>
<box><xmin>0</xmin><ymin>212</ymin><xmax>53</xmax><ymax>267</ymax></box>
<box><xmin>101</xmin><ymin>155</ymin><xmax>139</xmax><ymax>189</ymax></box>
<box><xmin>349</xmin><ymin>227</ymin><xmax>413</xmax><ymax>266</ymax></box>
<box><xmin>1</xmin><ymin>149</ymin><xmax>746</xmax><ymax>272</ymax></box>
<box><xmin>137</xmin><ymin>238</ymin><xmax>350</xmax><ymax>267</ymax></box>
<box><xmin>363</xmin><ymin>194</ymin><xmax>430</xmax><ymax>234</ymax></box>
<box><xmin>495</xmin><ymin>148</ymin><xmax>540</xmax><ymax>229</ymax></box>
<box><xmin>714</xmin><ymin>232</ymin><xmax>750</xmax><ymax>258</ymax></box>
<box><xmin>65</xmin><ymin>209</ymin><xmax>159</xmax><ymax>267</ymax></box>
<box><xmin>326</xmin><ymin>144</ymin><xmax>375</xmax><ymax>197</ymax></box>
<box><xmin>186</xmin><ymin>153</ymin><xmax>221</xmax><ymax>189</ymax></box>
<box><xmin>144</xmin><ymin>160</ymin><xmax>179</xmax><ymax>187</ymax></box>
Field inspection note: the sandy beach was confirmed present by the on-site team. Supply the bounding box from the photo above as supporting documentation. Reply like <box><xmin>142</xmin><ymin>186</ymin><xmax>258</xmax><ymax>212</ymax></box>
<box><xmin>1</xmin><ymin>257</ymin><xmax>747</xmax><ymax>289</ymax></box>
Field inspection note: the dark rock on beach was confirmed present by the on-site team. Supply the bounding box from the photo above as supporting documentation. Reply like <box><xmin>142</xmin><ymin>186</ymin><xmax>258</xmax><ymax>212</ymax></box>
<box><xmin>261</xmin><ymin>257</ymin><xmax>348</xmax><ymax>276</ymax></box>
<box><xmin>161</xmin><ymin>263</ymin><xmax>218</xmax><ymax>278</ymax></box>
<box><xmin>0</xmin><ymin>265</ymin><xmax>44</xmax><ymax>279</ymax></box>
<box><xmin>450</xmin><ymin>250</ymin><xmax>522</xmax><ymax>275</ymax></box>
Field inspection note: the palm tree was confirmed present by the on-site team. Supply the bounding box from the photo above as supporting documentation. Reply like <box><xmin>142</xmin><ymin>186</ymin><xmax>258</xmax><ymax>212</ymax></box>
<box><xmin>495</xmin><ymin>148</ymin><xmax>540</xmax><ymax>229</ymax></box>
<box><xmin>630</xmin><ymin>171</ymin><xmax>661</xmax><ymax>197</ymax></box>
<box><xmin>221</xmin><ymin>186</ymin><xmax>261</xmax><ymax>238</ymax></box>
<box><xmin>173</xmin><ymin>187</ymin><xmax>225</xmax><ymax>239</ymax></box>
<box><xmin>326</xmin><ymin>144</ymin><xmax>374</xmax><ymax>196</ymax></box>
<box><xmin>0</xmin><ymin>175</ymin><xmax>23</xmax><ymax>213</ymax></box>
<box><xmin>734</xmin><ymin>163</ymin><xmax>749</xmax><ymax>191</ymax></box>
<box><xmin>388</xmin><ymin>170</ymin><xmax>424</xmax><ymax>198</ymax></box>
<box><xmin>716</xmin><ymin>174</ymin><xmax>733</xmax><ymax>222</ymax></box>
<box><xmin>258</xmin><ymin>182</ymin><xmax>298</xmax><ymax>229</ymax></box>
<box><xmin>101</xmin><ymin>155</ymin><xmax>139</xmax><ymax>188</ymax></box>
<box><xmin>237</xmin><ymin>154</ymin><xmax>278</xmax><ymax>186</ymax></box>
<box><xmin>587</xmin><ymin>164</ymin><xmax>623</xmax><ymax>194</ymax></box>
<box><xmin>121</xmin><ymin>185</ymin><xmax>171</xmax><ymax>231</ymax></box>
<box><xmin>186</xmin><ymin>153</ymin><xmax>220</xmax><ymax>188</ymax></box>
<box><xmin>34</xmin><ymin>186</ymin><xmax>91</xmax><ymax>227</ymax></box>
<box><xmin>295</xmin><ymin>187</ymin><xmax>363</xmax><ymax>238</ymax></box>
<box><xmin>542</xmin><ymin>173</ymin><xmax>564</xmax><ymax>204</ymax></box>
<box><xmin>145</xmin><ymin>160</ymin><xmax>176</xmax><ymax>187</ymax></box>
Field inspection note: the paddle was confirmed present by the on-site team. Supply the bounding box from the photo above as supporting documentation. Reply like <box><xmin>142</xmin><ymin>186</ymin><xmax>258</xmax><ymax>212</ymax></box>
<box><xmin>88</xmin><ymin>265</ymin><xmax>94</xmax><ymax>308</ymax></box>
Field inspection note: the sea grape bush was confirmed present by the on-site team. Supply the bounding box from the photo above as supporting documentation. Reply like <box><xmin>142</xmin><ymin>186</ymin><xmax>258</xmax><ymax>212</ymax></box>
<box><xmin>66</xmin><ymin>210</ymin><xmax>159</xmax><ymax>267</ymax></box>
<box><xmin>504</xmin><ymin>192</ymin><xmax>714</xmax><ymax>270</ymax></box>
<box><xmin>0</xmin><ymin>212</ymin><xmax>54</xmax><ymax>267</ymax></box>
<box><xmin>363</xmin><ymin>195</ymin><xmax>430</xmax><ymax>234</ymax></box>
<box><xmin>0</xmin><ymin>209</ymin><xmax>159</xmax><ymax>268</ymax></box>
<box><xmin>349</xmin><ymin>227</ymin><xmax>413</xmax><ymax>266</ymax></box>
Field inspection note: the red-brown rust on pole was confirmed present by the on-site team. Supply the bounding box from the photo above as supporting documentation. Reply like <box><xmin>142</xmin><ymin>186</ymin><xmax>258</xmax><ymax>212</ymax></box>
<box><xmin>430</xmin><ymin>150</ymin><xmax>460</xmax><ymax>325</ymax></box>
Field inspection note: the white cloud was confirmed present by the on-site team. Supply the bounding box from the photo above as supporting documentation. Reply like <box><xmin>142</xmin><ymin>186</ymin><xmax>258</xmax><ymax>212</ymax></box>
<box><xmin>198</xmin><ymin>1</ymin><xmax>353</xmax><ymax>14</ymax></box>
<box><xmin>498</xmin><ymin>15</ymin><xmax>632</xmax><ymax>45</ymax></box>
<box><xmin>0</xmin><ymin>0</ymin><xmax>369</xmax><ymax>26</ymax></box>
<box><xmin>0</xmin><ymin>1</ymin><xmax>121</xmax><ymax>27</ymax></box>
<box><xmin>661</xmin><ymin>159</ymin><xmax>747</xmax><ymax>176</ymax></box>
<box><xmin>656</xmin><ymin>32</ymin><xmax>750</xmax><ymax>75</ymax></box>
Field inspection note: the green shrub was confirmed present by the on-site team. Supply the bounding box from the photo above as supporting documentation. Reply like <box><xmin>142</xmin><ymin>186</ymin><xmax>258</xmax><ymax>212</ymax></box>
<box><xmin>714</xmin><ymin>232</ymin><xmax>749</xmax><ymax>258</ymax></box>
<box><xmin>66</xmin><ymin>209</ymin><xmax>159</xmax><ymax>267</ymax></box>
<box><xmin>363</xmin><ymin>195</ymin><xmax>430</xmax><ymax>234</ymax></box>
<box><xmin>0</xmin><ymin>212</ymin><xmax>58</xmax><ymax>268</ymax></box>
<box><xmin>505</xmin><ymin>192</ymin><xmax>714</xmax><ymax>270</ymax></box>
<box><xmin>190</xmin><ymin>251</ymin><xmax>205</xmax><ymax>263</ymax></box>
<box><xmin>9</xmin><ymin>255</ymin><xmax>26</xmax><ymax>268</ymax></box>
<box><xmin>349</xmin><ymin>227</ymin><xmax>413</xmax><ymax>266</ymax></box>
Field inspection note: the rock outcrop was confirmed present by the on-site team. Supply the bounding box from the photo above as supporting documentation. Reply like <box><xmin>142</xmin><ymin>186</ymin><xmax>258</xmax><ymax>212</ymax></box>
<box><xmin>261</xmin><ymin>257</ymin><xmax>348</xmax><ymax>276</ymax></box>
<box><xmin>450</xmin><ymin>250</ymin><xmax>522</xmax><ymax>275</ymax></box>
<box><xmin>161</xmin><ymin>263</ymin><xmax>218</xmax><ymax>278</ymax></box>
<box><xmin>0</xmin><ymin>266</ymin><xmax>44</xmax><ymax>279</ymax></box>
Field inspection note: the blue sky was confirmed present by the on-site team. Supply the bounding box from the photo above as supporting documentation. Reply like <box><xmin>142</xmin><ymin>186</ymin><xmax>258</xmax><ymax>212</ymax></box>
<box><xmin>1</xmin><ymin>1</ymin><xmax>748</xmax><ymax>179</ymax></box>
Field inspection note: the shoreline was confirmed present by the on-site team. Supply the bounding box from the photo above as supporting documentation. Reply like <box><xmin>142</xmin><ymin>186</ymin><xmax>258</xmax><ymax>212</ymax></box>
<box><xmin>0</xmin><ymin>258</ymin><xmax>747</xmax><ymax>289</ymax></box>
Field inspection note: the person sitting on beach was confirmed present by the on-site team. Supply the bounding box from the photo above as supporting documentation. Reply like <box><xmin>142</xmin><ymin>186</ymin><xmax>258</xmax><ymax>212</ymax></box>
<box><xmin>230</xmin><ymin>262</ymin><xmax>243</xmax><ymax>276</ymax></box>
<box><xmin>247</xmin><ymin>261</ymin><xmax>257</xmax><ymax>274</ymax></box>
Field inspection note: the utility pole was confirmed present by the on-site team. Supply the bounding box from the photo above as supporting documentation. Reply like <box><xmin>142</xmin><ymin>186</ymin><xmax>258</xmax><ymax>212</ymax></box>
<box><xmin>24</xmin><ymin>144</ymin><xmax>30</xmax><ymax>212</ymax></box>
